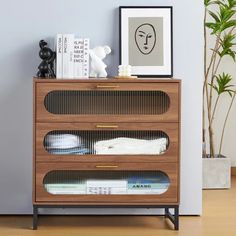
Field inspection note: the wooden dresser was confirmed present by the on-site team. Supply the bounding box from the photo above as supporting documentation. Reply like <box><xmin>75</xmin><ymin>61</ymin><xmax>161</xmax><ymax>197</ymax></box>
<box><xmin>33</xmin><ymin>78</ymin><xmax>181</xmax><ymax>230</ymax></box>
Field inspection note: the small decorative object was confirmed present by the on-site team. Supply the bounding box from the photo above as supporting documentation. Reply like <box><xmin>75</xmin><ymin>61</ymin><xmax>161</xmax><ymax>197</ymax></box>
<box><xmin>114</xmin><ymin>65</ymin><xmax>138</xmax><ymax>79</ymax></box>
<box><xmin>119</xmin><ymin>6</ymin><xmax>173</xmax><ymax>77</ymax></box>
<box><xmin>89</xmin><ymin>45</ymin><xmax>111</xmax><ymax>78</ymax></box>
<box><xmin>118</xmin><ymin>65</ymin><xmax>132</xmax><ymax>76</ymax></box>
<box><xmin>37</xmin><ymin>40</ymin><xmax>56</xmax><ymax>78</ymax></box>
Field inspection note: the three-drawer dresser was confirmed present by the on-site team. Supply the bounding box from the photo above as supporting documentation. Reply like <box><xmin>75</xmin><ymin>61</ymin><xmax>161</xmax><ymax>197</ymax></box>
<box><xmin>33</xmin><ymin>78</ymin><xmax>181</xmax><ymax>230</ymax></box>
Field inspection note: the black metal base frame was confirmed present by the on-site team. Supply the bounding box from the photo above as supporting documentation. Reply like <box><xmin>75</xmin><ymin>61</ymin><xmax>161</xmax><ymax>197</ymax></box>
<box><xmin>33</xmin><ymin>205</ymin><xmax>179</xmax><ymax>230</ymax></box>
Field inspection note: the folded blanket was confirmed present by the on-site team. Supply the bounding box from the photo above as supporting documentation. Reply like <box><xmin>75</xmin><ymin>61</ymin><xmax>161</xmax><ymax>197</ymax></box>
<box><xmin>45</xmin><ymin>134</ymin><xmax>82</xmax><ymax>149</ymax></box>
<box><xmin>94</xmin><ymin>137</ymin><xmax>167</xmax><ymax>155</ymax></box>
<box><xmin>47</xmin><ymin>147</ymin><xmax>91</xmax><ymax>155</ymax></box>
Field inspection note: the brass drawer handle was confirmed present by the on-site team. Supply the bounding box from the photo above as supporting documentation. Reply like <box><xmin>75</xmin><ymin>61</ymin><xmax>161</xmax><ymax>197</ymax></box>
<box><xmin>96</xmin><ymin>85</ymin><xmax>120</xmax><ymax>89</ymax></box>
<box><xmin>96</xmin><ymin>125</ymin><xmax>118</xmax><ymax>129</ymax></box>
<box><xmin>96</xmin><ymin>165</ymin><xmax>119</xmax><ymax>168</ymax></box>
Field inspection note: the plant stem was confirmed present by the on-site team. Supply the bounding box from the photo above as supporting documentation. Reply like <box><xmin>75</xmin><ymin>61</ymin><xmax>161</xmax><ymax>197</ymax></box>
<box><xmin>207</xmin><ymin>27</ymin><xmax>223</xmax><ymax>157</ymax></box>
<box><xmin>219</xmin><ymin>92</ymin><xmax>236</xmax><ymax>155</ymax></box>
<box><xmin>209</xmin><ymin>125</ymin><xmax>215</xmax><ymax>157</ymax></box>
<box><xmin>208</xmin><ymin>35</ymin><xmax>221</xmax><ymax>112</ymax></box>
<box><xmin>214</xmin><ymin>57</ymin><xmax>222</xmax><ymax>77</ymax></box>
<box><xmin>210</xmin><ymin>95</ymin><xmax>220</xmax><ymax>125</ymax></box>
<box><xmin>204</xmin><ymin>35</ymin><xmax>221</xmax><ymax>90</ymax></box>
<box><xmin>203</xmin><ymin>5</ymin><xmax>216</xmax><ymax>157</ymax></box>
<box><xmin>209</xmin><ymin>57</ymin><xmax>222</xmax><ymax>124</ymax></box>
<box><xmin>204</xmin><ymin>8</ymin><xmax>207</xmax><ymax>77</ymax></box>
<box><xmin>203</xmin><ymin>7</ymin><xmax>207</xmax><ymax>157</ymax></box>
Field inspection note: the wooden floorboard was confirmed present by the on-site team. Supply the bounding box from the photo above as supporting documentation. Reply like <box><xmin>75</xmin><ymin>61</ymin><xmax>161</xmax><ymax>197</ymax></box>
<box><xmin>0</xmin><ymin>177</ymin><xmax>236</xmax><ymax>235</ymax></box>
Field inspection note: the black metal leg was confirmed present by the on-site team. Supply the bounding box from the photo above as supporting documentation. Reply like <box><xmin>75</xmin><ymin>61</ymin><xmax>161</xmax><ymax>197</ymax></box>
<box><xmin>33</xmin><ymin>205</ymin><xmax>38</xmax><ymax>230</ymax></box>
<box><xmin>30</xmin><ymin>205</ymin><xmax>178</xmax><ymax>230</ymax></box>
<box><xmin>174</xmin><ymin>206</ymin><xmax>179</xmax><ymax>230</ymax></box>
<box><xmin>164</xmin><ymin>206</ymin><xmax>179</xmax><ymax>230</ymax></box>
<box><xmin>164</xmin><ymin>207</ymin><xmax>168</xmax><ymax>218</ymax></box>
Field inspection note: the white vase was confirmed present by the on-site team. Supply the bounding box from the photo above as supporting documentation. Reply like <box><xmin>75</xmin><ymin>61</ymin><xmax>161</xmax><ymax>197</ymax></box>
<box><xmin>202</xmin><ymin>156</ymin><xmax>231</xmax><ymax>189</ymax></box>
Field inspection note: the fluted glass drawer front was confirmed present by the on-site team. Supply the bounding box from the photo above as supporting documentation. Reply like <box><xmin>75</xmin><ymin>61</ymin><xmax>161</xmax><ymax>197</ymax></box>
<box><xmin>44</xmin><ymin>130</ymin><xmax>169</xmax><ymax>155</ymax></box>
<box><xmin>44</xmin><ymin>170</ymin><xmax>170</xmax><ymax>195</ymax></box>
<box><xmin>35</xmin><ymin>163</ymin><xmax>178</xmax><ymax>203</ymax></box>
<box><xmin>45</xmin><ymin>90</ymin><xmax>170</xmax><ymax>115</ymax></box>
<box><xmin>35</xmin><ymin>82</ymin><xmax>180</xmax><ymax>122</ymax></box>
<box><xmin>36</xmin><ymin>123</ymin><xmax>179</xmax><ymax>162</ymax></box>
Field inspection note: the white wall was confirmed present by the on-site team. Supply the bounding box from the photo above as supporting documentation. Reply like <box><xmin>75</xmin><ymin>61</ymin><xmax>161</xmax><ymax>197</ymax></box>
<box><xmin>0</xmin><ymin>0</ymin><xmax>203</xmax><ymax>215</ymax></box>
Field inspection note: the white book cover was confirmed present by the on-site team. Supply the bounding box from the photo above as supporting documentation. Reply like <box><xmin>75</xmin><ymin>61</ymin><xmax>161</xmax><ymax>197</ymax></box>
<box><xmin>83</xmin><ymin>38</ymin><xmax>90</xmax><ymax>78</ymax></box>
<box><xmin>86</xmin><ymin>180</ymin><xmax>127</xmax><ymax>195</ymax></box>
<box><xmin>74</xmin><ymin>38</ymin><xmax>84</xmax><ymax>78</ymax></box>
<box><xmin>48</xmin><ymin>190</ymin><xmax>86</xmax><ymax>195</ymax></box>
<box><xmin>87</xmin><ymin>187</ymin><xmax>127</xmax><ymax>195</ymax></box>
<box><xmin>127</xmin><ymin>189</ymin><xmax>167</xmax><ymax>194</ymax></box>
<box><xmin>86</xmin><ymin>180</ymin><xmax>127</xmax><ymax>188</ymax></box>
<box><xmin>63</xmin><ymin>34</ymin><xmax>74</xmax><ymax>78</ymax></box>
<box><xmin>56</xmin><ymin>34</ymin><xmax>63</xmax><ymax>79</ymax></box>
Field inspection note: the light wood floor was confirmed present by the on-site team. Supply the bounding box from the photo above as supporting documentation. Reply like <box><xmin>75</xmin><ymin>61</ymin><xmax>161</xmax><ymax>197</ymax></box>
<box><xmin>0</xmin><ymin>177</ymin><xmax>236</xmax><ymax>236</ymax></box>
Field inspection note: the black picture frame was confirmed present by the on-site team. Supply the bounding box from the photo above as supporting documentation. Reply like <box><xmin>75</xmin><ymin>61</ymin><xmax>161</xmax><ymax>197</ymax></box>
<box><xmin>119</xmin><ymin>6</ymin><xmax>173</xmax><ymax>78</ymax></box>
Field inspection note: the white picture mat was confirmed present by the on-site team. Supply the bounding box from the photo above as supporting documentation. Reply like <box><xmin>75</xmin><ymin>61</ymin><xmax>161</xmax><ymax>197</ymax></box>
<box><xmin>121</xmin><ymin>8</ymin><xmax>172</xmax><ymax>75</ymax></box>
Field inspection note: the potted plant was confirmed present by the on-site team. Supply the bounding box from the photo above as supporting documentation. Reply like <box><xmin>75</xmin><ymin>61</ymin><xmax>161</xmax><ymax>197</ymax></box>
<box><xmin>203</xmin><ymin>0</ymin><xmax>236</xmax><ymax>188</ymax></box>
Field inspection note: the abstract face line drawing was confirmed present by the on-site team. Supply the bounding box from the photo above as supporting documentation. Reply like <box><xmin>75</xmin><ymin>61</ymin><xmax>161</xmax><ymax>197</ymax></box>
<box><xmin>135</xmin><ymin>23</ymin><xmax>157</xmax><ymax>55</ymax></box>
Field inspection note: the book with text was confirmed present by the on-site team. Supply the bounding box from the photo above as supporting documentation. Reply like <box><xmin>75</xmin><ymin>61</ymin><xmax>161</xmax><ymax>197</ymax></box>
<box><xmin>56</xmin><ymin>34</ymin><xmax>63</xmax><ymax>78</ymax></box>
<box><xmin>83</xmin><ymin>38</ymin><xmax>90</xmax><ymax>78</ymax></box>
<box><xmin>74</xmin><ymin>38</ymin><xmax>84</xmax><ymax>78</ymax></box>
<box><xmin>63</xmin><ymin>34</ymin><xmax>74</xmax><ymax>78</ymax></box>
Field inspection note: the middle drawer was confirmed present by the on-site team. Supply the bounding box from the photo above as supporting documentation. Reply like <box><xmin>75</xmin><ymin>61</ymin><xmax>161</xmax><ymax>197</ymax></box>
<box><xmin>35</xmin><ymin>122</ymin><xmax>179</xmax><ymax>163</ymax></box>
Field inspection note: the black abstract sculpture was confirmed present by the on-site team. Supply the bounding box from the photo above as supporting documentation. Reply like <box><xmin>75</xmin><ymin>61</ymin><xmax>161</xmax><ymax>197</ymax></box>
<box><xmin>37</xmin><ymin>40</ymin><xmax>56</xmax><ymax>78</ymax></box>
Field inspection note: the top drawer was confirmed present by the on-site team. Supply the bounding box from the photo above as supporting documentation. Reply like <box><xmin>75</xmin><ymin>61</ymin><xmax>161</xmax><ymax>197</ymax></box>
<box><xmin>34</xmin><ymin>80</ymin><xmax>180</xmax><ymax>123</ymax></box>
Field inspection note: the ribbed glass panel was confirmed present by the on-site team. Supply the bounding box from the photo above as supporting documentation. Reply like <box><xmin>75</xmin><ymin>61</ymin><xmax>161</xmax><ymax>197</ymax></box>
<box><xmin>43</xmin><ymin>171</ymin><xmax>170</xmax><ymax>195</ymax></box>
<box><xmin>44</xmin><ymin>90</ymin><xmax>170</xmax><ymax>115</ymax></box>
<box><xmin>44</xmin><ymin>130</ymin><xmax>169</xmax><ymax>155</ymax></box>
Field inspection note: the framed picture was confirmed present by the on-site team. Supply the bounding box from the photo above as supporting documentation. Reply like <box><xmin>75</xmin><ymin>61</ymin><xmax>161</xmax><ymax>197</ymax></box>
<box><xmin>119</xmin><ymin>6</ymin><xmax>173</xmax><ymax>77</ymax></box>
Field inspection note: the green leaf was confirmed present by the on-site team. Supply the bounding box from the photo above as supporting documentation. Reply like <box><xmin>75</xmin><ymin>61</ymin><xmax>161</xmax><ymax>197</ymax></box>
<box><xmin>209</xmin><ymin>73</ymin><xmax>235</xmax><ymax>96</ymax></box>
<box><xmin>205</xmin><ymin>22</ymin><xmax>221</xmax><ymax>35</ymax></box>
<box><xmin>221</xmin><ymin>20</ymin><xmax>236</xmax><ymax>31</ymax></box>
<box><xmin>205</xmin><ymin>0</ymin><xmax>224</xmax><ymax>7</ymax></box>
<box><xmin>218</xmin><ymin>33</ymin><xmax>236</xmax><ymax>60</ymax></box>
<box><xmin>227</xmin><ymin>0</ymin><xmax>236</xmax><ymax>8</ymax></box>
<box><xmin>204</xmin><ymin>0</ymin><xmax>211</xmax><ymax>6</ymax></box>
<box><xmin>209</xmin><ymin>11</ymin><xmax>220</xmax><ymax>22</ymax></box>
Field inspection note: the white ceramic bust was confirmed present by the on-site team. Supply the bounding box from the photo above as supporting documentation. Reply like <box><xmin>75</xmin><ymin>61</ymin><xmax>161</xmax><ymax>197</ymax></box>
<box><xmin>89</xmin><ymin>45</ymin><xmax>111</xmax><ymax>78</ymax></box>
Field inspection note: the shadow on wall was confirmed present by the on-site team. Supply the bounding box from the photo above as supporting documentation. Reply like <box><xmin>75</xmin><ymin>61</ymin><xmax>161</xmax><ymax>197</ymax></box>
<box><xmin>106</xmin><ymin>7</ymin><xmax>120</xmax><ymax>77</ymax></box>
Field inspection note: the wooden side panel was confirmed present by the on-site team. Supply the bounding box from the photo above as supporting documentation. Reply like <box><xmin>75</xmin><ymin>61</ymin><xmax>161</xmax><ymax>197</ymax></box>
<box><xmin>177</xmin><ymin>81</ymin><xmax>181</xmax><ymax>203</ymax></box>
<box><xmin>35</xmin><ymin>162</ymin><xmax>178</xmax><ymax>204</ymax></box>
<box><xmin>33</xmin><ymin>81</ymin><xmax>36</xmax><ymax>203</ymax></box>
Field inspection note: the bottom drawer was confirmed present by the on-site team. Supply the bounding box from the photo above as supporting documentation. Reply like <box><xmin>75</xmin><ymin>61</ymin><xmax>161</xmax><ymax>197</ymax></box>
<box><xmin>35</xmin><ymin>163</ymin><xmax>179</xmax><ymax>204</ymax></box>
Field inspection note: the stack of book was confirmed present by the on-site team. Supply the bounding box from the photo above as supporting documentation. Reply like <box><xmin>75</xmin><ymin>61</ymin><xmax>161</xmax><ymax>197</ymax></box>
<box><xmin>86</xmin><ymin>180</ymin><xmax>127</xmax><ymax>195</ymax></box>
<box><xmin>44</xmin><ymin>177</ymin><xmax>169</xmax><ymax>195</ymax></box>
<box><xmin>56</xmin><ymin>34</ymin><xmax>90</xmax><ymax>79</ymax></box>
<box><xmin>45</xmin><ymin>182</ymin><xmax>86</xmax><ymax>195</ymax></box>
<box><xmin>127</xmin><ymin>176</ymin><xmax>170</xmax><ymax>194</ymax></box>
